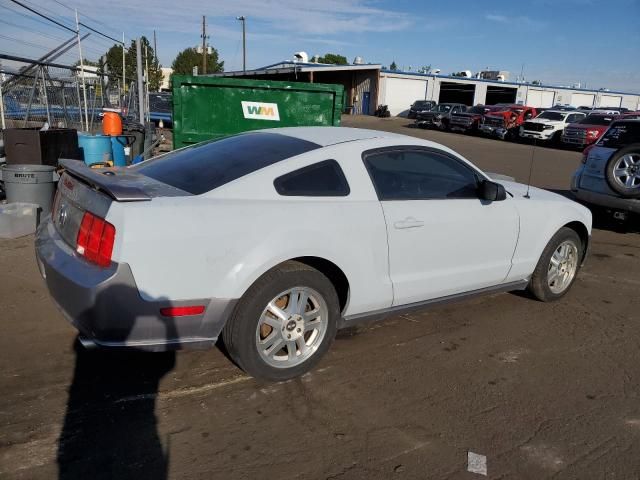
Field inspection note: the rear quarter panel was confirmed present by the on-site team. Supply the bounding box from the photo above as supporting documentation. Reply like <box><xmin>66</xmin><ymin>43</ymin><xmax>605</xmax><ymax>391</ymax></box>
<box><xmin>107</xmin><ymin>141</ymin><xmax>395</xmax><ymax>317</ymax></box>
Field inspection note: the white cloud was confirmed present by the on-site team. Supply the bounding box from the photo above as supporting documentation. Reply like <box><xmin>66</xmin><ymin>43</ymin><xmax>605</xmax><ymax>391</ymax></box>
<box><xmin>63</xmin><ymin>0</ymin><xmax>413</xmax><ymax>36</ymax></box>
<box><xmin>484</xmin><ymin>13</ymin><xmax>546</xmax><ymax>29</ymax></box>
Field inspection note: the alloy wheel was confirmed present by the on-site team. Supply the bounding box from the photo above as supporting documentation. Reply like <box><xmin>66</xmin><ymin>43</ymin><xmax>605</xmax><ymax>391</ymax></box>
<box><xmin>613</xmin><ymin>153</ymin><xmax>640</xmax><ymax>189</ymax></box>
<box><xmin>255</xmin><ymin>287</ymin><xmax>329</xmax><ymax>369</ymax></box>
<box><xmin>547</xmin><ymin>240</ymin><xmax>579</xmax><ymax>294</ymax></box>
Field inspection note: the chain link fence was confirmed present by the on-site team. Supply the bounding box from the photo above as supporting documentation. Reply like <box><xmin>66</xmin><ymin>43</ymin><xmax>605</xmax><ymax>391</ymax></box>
<box><xmin>1</xmin><ymin>57</ymin><xmax>139</xmax><ymax>142</ymax></box>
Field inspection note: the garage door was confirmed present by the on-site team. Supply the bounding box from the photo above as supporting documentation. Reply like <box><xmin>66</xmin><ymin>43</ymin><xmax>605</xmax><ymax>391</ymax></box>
<box><xmin>571</xmin><ymin>93</ymin><xmax>595</xmax><ymax>108</ymax></box>
<box><xmin>526</xmin><ymin>89</ymin><xmax>555</xmax><ymax>108</ymax></box>
<box><xmin>599</xmin><ymin>94</ymin><xmax>622</xmax><ymax>108</ymax></box>
<box><xmin>383</xmin><ymin>77</ymin><xmax>428</xmax><ymax>116</ymax></box>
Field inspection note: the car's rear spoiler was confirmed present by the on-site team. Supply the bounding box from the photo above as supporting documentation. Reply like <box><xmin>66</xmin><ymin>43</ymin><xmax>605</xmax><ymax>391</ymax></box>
<box><xmin>59</xmin><ymin>159</ymin><xmax>151</xmax><ymax>202</ymax></box>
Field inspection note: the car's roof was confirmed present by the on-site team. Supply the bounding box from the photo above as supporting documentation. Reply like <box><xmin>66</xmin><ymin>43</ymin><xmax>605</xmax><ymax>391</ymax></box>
<box><xmin>260</xmin><ymin>126</ymin><xmax>407</xmax><ymax>147</ymax></box>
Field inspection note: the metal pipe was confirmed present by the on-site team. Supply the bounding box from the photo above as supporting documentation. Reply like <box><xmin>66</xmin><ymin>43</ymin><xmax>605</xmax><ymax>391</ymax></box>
<box><xmin>122</xmin><ymin>32</ymin><xmax>126</xmax><ymax>109</ymax></box>
<box><xmin>136</xmin><ymin>38</ymin><xmax>144</xmax><ymax>124</ymax></box>
<box><xmin>75</xmin><ymin>10</ymin><xmax>89</xmax><ymax>130</ymax></box>
<box><xmin>41</xmin><ymin>66</ymin><xmax>51</xmax><ymax>126</ymax></box>
<box><xmin>0</xmin><ymin>79</ymin><xmax>5</xmax><ymax>130</ymax></box>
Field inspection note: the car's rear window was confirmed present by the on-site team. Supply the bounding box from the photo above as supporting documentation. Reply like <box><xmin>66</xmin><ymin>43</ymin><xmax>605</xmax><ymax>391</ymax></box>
<box><xmin>598</xmin><ymin>121</ymin><xmax>640</xmax><ymax>148</ymax></box>
<box><xmin>133</xmin><ymin>132</ymin><xmax>320</xmax><ymax>194</ymax></box>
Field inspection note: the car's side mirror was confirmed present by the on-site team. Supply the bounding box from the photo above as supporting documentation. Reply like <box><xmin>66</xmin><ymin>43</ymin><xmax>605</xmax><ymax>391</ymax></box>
<box><xmin>479</xmin><ymin>180</ymin><xmax>507</xmax><ymax>201</ymax></box>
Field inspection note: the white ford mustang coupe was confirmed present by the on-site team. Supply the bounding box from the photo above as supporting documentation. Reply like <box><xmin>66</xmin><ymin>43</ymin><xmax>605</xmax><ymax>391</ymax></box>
<box><xmin>36</xmin><ymin>127</ymin><xmax>592</xmax><ymax>380</ymax></box>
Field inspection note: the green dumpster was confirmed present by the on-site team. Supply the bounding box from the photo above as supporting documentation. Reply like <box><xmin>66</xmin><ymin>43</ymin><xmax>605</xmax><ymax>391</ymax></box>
<box><xmin>172</xmin><ymin>76</ymin><xmax>344</xmax><ymax>149</ymax></box>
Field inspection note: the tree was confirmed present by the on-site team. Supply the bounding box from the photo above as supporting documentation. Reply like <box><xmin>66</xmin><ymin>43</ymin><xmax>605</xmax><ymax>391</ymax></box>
<box><xmin>100</xmin><ymin>36</ymin><xmax>163</xmax><ymax>91</ymax></box>
<box><xmin>317</xmin><ymin>53</ymin><xmax>348</xmax><ymax>65</ymax></box>
<box><xmin>418</xmin><ymin>65</ymin><xmax>432</xmax><ymax>74</ymax></box>
<box><xmin>389</xmin><ymin>61</ymin><xmax>398</xmax><ymax>71</ymax></box>
<box><xmin>171</xmin><ymin>47</ymin><xmax>224</xmax><ymax>76</ymax></box>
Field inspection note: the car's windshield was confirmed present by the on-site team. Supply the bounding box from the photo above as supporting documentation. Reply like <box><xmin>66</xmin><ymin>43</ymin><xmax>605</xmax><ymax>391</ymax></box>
<box><xmin>598</xmin><ymin>121</ymin><xmax>640</xmax><ymax>148</ymax></box>
<box><xmin>434</xmin><ymin>104</ymin><xmax>452</xmax><ymax>112</ymax></box>
<box><xmin>413</xmin><ymin>101</ymin><xmax>431</xmax><ymax>108</ymax></box>
<box><xmin>149</xmin><ymin>94</ymin><xmax>172</xmax><ymax>112</ymax></box>
<box><xmin>536</xmin><ymin>111</ymin><xmax>565</xmax><ymax>121</ymax></box>
<box><xmin>580</xmin><ymin>115</ymin><xmax>616</xmax><ymax>125</ymax></box>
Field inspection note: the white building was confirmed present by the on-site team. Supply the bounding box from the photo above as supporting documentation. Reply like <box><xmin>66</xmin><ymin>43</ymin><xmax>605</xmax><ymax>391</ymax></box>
<box><xmin>215</xmin><ymin>61</ymin><xmax>640</xmax><ymax>116</ymax></box>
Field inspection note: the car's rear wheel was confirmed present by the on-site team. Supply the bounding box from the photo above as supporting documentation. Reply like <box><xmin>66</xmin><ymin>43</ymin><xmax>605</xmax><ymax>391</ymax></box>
<box><xmin>528</xmin><ymin>227</ymin><xmax>582</xmax><ymax>302</ymax></box>
<box><xmin>605</xmin><ymin>144</ymin><xmax>640</xmax><ymax>198</ymax></box>
<box><xmin>223</xmin><ymin>261</ymin><xmax>339</xmax><ymax>381</ymax></box>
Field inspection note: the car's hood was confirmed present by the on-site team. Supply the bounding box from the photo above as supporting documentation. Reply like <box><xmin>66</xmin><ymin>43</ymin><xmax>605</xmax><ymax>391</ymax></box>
<box><xmin>452</xmin><ymin>112</ymin><xmax>481</xmax><ymax>118</ymax></box>
<box><xmin>500</xmin><ymin>180</ymin><xmax>569</xmax><ymax>202</ymax></box>
<box><xmin>528</xmin><ymin>118</ymin><xmax>563</xmax><ymax>125</ymax></box>
<box><xmin>567</xmin><ymin>123</ymin><xmax>607</xmax><ymax>130</ymax></box>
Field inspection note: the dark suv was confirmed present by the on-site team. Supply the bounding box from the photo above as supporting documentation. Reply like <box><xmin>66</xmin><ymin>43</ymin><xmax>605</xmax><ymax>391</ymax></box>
<box><xmin>408</xmin><ymin>100</ymin><xmax>436</xmax><ymax>119</ymax></box>
<box><xmin>415</xmin><ymin>103</ymin><xmax>467</xmax><ymax>130</ymax></box>
<box><xmin>572</xmin><ymin>119</ymin><xmax>640</xmax><ymax>220</ymax></box>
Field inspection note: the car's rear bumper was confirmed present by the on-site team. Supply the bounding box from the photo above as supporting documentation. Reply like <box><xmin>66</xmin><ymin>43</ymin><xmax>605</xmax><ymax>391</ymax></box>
<box><xmin>35</xmin><ymin>219</ymin><xmax>237</xmax><ymax>351</ymax></box>
<box><xmin>573</xmin><ymin>188</ymin><xmax>640</xmax><ymax>213</ymax></box>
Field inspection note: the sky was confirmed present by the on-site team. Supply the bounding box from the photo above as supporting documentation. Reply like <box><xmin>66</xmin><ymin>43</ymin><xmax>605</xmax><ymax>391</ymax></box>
<box><xmin>1</xmin><ymin>0</ymin><xmax>639</xmax><ymax>92</ymax></box>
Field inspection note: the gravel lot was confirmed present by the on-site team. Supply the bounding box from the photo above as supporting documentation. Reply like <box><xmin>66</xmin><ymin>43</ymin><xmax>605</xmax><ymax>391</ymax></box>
<box><xmin>1</xmin><ymin>116</ymin><xmax>639</xmax><ymax>479</ymax></box>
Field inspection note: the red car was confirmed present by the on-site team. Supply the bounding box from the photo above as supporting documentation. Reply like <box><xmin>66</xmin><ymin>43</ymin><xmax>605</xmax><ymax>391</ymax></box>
<box><xmin>449</xmin><ymin>105</ymin><xmax>507</xmax><ymax>134</ymax></box>
<box><xmin>480</xmin><ymin>105</ymin><xmax>538</xmax><ymax>140</ymax></box>
<box><xmin>561</xmin><ymin>114</ymin><xmax>620</xmax><ymax>148</ymax></box>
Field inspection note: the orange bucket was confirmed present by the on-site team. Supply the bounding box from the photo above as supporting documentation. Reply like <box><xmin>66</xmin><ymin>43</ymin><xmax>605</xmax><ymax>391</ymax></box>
<box><xmin>102</xmin><ymin>112</ymin><xmax>123</xmax><ymax>136</ymax></box>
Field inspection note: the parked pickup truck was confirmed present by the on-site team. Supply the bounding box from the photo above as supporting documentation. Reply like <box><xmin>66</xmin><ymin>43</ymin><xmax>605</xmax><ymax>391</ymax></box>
<box><xmin>480</xmin><ymin>105</ymin><xmax>538</xmax><ymax>140</ymax></box>
<box><xmin>519</xmin><ymin>110</ymin><xmax>586</xmax><ymax>144</ymax></box>
<box><xmin>561</xmin><ymin>114</ymin><xmax>619</xmax><ymax>149</ymax></box>
<box><xmin>415</xmin><ymin>103</ymin><xmax>467</xmax><ymax>130</ymax></box>
<box><xmin>449</xmin><ymin>105</ymin><xmax>507</xmax><ymax>134</ymax></box>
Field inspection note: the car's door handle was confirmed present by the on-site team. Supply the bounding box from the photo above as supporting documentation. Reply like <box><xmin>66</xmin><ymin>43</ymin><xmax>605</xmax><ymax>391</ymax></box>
<box><xmin>394</xmin><ymin>217</ymin><xmax>425</xmax><ymax>229</ymax></box>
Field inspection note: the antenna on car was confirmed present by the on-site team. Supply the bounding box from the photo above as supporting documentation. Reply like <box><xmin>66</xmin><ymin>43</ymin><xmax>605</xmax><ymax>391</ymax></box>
<box><xmin>524</xmin><ymin>139</ymin><xmax>536</xmax><ymax>199</ymax></box>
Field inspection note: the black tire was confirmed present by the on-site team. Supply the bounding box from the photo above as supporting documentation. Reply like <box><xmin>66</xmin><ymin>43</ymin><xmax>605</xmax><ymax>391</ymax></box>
<box><xmin>605</xmin><ymin>144</ymin><xmax>640</xmax><ymax>198</ymax></box>
<box><xmin>528</xmin><ymin>227</ymin><xmax>583</xmax><ymax>302</ymax></box>
<box><xmin>222</xmin><ymin>261</ymin><xmax>339</xmax><ymax>381</ymax></box>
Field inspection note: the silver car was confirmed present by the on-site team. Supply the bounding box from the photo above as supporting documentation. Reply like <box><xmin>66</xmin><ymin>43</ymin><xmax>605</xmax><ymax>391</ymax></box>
<box><xmin>571</xmin><ymin>119</ymin><xmax>640</xmax><ymax>221</ymax></box>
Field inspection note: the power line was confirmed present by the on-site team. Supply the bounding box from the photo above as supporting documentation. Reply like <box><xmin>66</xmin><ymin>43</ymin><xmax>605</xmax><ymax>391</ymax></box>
<box><xmin>47</xmin><ymin>0</ymin><xmax>132</xmax><ymax>43</ymax></box>
<box><xmin>0</xmin><ymin>17</ymin><xmax>68</xmax><ymax>43</ymax></box>
<box><xmin>7</xmin><ymin>0</ymin><xmax>76</xmax><ymax>33</ymax></box>
<box><xmin>79</xmin><ymin>21</ymin><xmax>123</xmax><ymax>45</ymax></box>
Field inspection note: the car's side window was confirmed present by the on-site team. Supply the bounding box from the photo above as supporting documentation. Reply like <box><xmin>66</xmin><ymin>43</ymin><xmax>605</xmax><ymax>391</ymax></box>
<box><xmin>274</xmin><ymin>159</ymin><xmax>350</xmax><ymax>197</ymax></box>
<box><xmin>364</xmin><ymin>149</ymin><xmax>479</xmax><ymax>201</ymax></box>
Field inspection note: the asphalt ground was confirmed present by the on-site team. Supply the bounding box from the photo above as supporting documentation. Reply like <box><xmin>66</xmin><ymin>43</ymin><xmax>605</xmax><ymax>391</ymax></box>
<box><xmin>1</xmin><ymin>116</ymin><xmax>639</xmax><ymax>479</ymax></box>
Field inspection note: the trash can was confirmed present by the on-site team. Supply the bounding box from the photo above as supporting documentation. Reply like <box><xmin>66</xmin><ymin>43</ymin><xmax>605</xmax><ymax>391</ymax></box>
<box><xmin>77</xmin><ymin>134</ymin><xmax>113</xmax><ymax>167</ymax></box>
<box><xmin>122</xmin><ymin>120</ymin><xmax>145</xmax><ymax>159</ymax></box>
<box><xmin>0</xmin><ymin>164</ymin><xmax>58</xmax><ymax>218</ymax></box>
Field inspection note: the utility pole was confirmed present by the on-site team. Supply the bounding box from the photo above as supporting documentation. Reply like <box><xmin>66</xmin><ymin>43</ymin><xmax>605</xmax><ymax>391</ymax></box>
<box><xmin>122</xmin><ymin>32</ymin><xmax>125</xmax><ymax>105</ymax></box>
<box><xmin>237</xmin><ymin>16</ymin><xmax>246</xmax><ymax>73</ymax></box>
<box><xmin>201</xmin><ymin>15</ymin><xmax>207</xmax><ymax>74</ymax></box>
<box><xmin>75</xmin><ymin>9</ymin><xmax>88</xmax><ymax>130</ymax></box>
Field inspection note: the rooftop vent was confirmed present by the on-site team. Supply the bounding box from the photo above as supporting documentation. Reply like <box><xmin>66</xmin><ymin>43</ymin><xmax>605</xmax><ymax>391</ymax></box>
<box><xmin>293</xmin><ymin>51</ymin><xmax>309</xmax><ymax>63</ymax></box>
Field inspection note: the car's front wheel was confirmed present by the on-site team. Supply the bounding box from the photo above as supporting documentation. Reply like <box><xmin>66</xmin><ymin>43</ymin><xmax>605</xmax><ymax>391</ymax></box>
<box><xmin>223</xmin><ymin>261</ymin><xmax>339</xmax><ymax>381</ymax></box>
<box><xmin>528</xmin><ymin>227</ymin><xmax>583</xmax><ymax>302</ymax></box>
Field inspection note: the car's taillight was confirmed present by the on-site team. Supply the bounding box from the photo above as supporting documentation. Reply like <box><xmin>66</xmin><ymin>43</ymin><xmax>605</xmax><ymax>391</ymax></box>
<box><xmin>76</xmin><ymin>212</ymin><xmax>115</xmax><ymax>267</ymax></box>
<box><xmin>582</xmin><ymin>145</ymin><xmax>594</xmax><ymax>164</ymax></box>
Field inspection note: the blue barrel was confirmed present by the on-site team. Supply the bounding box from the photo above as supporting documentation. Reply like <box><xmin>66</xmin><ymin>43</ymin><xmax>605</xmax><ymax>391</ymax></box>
<box><xmin>110</xmin><ymin>135</ymin><xmax>128</xmax><ymax>167</ymax></box>
<box><xmin>77</xmin><ymin>134</ymin><xmax>112</xmax><ymax>166</ymax></box>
